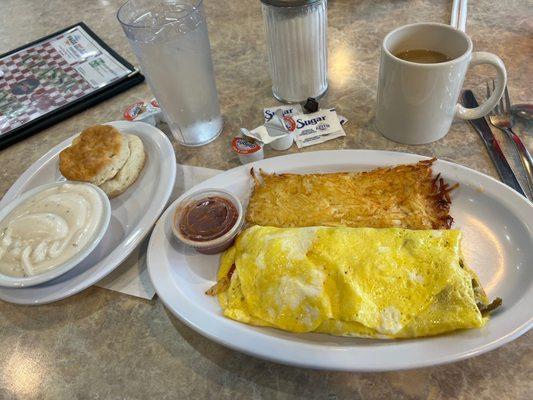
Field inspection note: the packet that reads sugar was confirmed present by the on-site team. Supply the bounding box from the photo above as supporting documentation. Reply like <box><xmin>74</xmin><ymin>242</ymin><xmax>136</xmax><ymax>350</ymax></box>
<box><xmin>264</xmin><ymin>104</ymin><xmax>303</xmax><ymax>123</ymax></box>
<box><xmin>293</xmin><ymin>109</ymin><xmax>346</xmax><ymax>148</ymax></box>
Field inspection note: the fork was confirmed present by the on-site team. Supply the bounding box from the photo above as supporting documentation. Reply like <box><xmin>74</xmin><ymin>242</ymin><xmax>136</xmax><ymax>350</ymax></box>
<box><xmin>487</xmin><ymin>81</ymin><xmax>533</xmax><ymax>197</ymax></box>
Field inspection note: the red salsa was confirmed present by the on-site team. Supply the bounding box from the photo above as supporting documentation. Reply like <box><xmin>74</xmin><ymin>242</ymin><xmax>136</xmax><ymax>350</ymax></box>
<box><xmin>178</xmin><ymin>196</ymin><xmax>238</xmax><ymax>242</ymax></box>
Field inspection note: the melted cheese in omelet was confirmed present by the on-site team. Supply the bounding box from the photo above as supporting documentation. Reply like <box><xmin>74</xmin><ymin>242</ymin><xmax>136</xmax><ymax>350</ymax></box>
<box><xmin>217</xmin><ymin>226</ymin><xmax>486</xmax><ymax>338</ymax></box>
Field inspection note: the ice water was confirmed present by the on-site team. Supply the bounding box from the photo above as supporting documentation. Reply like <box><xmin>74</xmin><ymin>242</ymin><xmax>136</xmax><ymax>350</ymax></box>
<box><xmin>120</xmin><ymin>2</ymin><xmax>223</xmax><ymax>146</ymax></box>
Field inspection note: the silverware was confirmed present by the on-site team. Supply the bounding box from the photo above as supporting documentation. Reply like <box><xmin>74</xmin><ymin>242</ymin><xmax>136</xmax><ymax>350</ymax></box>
<box><xmin>486</xmin><ymin>81</ymin><xmax>533</xmax><ymax>196</ymax></box>
<box><xmin>462</xmin><ymin>90</ymin><xmax>526</xmax><ymax>197</ymax></box>
<box><xmin>451</xmin><ymin>0</ymin><xmax>468</xmax><ymax>31</ymax></box>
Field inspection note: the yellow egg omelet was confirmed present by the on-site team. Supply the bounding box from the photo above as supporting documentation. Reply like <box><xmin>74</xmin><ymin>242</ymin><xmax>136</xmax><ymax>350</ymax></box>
<box><xmin>216</xmin><ymin>225</ymin><xmax>489</xmax><ymax>339</ymax></box>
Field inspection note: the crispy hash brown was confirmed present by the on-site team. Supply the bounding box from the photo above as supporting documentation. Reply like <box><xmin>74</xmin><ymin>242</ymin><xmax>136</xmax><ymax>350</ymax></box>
<box><xmin>246</xmin><ymin>158</ymin><xmax>458</xmax><ymax>230</ymax></box>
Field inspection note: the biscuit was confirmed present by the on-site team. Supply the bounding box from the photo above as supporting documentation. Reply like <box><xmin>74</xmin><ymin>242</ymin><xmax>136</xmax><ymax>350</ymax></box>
<box><xmin>99</xmin><ymin>134</ymin><xmax>146</xmax><ymax>198</ymax></box>
<box><xmin>59</xmin><ymin>125</ymin><xmax>130</xmax><ymax>186</ymax></box>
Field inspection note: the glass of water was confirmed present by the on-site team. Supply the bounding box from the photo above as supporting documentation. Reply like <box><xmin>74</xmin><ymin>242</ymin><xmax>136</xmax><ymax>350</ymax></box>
<box><xmin>118</xmin><ymin>0</ymin><xmax>223</xmax><ymax>146</ymax></box>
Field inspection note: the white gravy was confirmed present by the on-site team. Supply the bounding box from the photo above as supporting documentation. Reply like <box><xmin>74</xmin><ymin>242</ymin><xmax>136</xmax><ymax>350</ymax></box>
<box><xmin>0</xmin><ymin>183</ymin><xmax>104</xmax><ymax>277</ymax></box>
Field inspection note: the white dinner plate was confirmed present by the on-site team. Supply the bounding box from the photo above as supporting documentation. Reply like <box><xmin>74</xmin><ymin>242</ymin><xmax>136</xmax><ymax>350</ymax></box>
<box><xmin>0</xmin><ymin>121</ymin><xmax>176</xmax><ymax>304</ymax></box>
<box><xmin>147</xmin><ymin>150</ymin><xmax>532</xmax><ymax>371</ymax></box>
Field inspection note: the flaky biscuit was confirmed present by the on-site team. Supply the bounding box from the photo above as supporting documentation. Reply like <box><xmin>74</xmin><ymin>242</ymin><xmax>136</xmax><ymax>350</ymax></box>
<box><xmin>59</xmin><ymin>125</ymin><xmax>130</xmax><ymax>186</ymax></box>
<box><xmin>99</xmin><ymin>134</ymin><xmax>146</xmax><ymax>198</ymax></box>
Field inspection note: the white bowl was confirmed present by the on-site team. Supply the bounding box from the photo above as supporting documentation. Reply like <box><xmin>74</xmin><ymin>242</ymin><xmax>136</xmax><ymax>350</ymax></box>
<box><xmin>0</xmin><ymin>182</ymin><xmax>111</xmax><ymax>288</ymax></box>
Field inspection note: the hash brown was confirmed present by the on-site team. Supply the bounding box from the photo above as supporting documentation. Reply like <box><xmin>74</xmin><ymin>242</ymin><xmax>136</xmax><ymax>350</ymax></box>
<box><xmin>246</xmin><ymin>159</ymin><xmax>457</xmax><ymax>230</ymax></box>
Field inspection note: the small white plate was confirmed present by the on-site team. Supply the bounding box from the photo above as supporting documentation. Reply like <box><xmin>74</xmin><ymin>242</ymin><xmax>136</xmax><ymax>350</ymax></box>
<box><xmin>147</xmin><ymin>150</ymin><xmax>533</xmax><ymax>371</ymax></box>
<box><xmin>0</xmin><ymin>182</ymin><xmax>111</xmax><ymax>288</ymax></box>
<box><xmin>0</xmin><ymin>121</ymin><xmax>176</xmax><ymax>304</ymax></box>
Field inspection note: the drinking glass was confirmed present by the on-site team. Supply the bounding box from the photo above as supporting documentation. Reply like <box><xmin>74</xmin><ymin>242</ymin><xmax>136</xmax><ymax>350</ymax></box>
<box><xmin>118</xmin><ymin>0</ymin><xmax>223</xmax><ymax>146</ymax></box>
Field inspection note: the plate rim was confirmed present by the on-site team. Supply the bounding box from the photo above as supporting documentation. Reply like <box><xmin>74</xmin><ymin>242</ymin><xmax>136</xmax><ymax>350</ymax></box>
<box><xmin>147</xmin><ymin>149</ymin><xmax>533</xmax><ymax>371</ymax></box>
<box><xmin>0</xmin><ymin>120</ymin><xmax>176</xmax><ymax>304</ymax></box>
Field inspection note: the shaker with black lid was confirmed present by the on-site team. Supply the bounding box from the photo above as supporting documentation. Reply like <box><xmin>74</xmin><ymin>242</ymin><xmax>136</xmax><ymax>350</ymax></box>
<box><xmin>260</xmin><ymin>0</ymin><xmax>328</xmax><ymax>103</ymax></box>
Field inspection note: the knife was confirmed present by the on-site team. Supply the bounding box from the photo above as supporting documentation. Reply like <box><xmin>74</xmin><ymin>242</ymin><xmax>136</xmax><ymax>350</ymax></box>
<box><xmin>462</xmin><ymin>90</ymin><xmax>526</xmax><ymax>196</ymax></box>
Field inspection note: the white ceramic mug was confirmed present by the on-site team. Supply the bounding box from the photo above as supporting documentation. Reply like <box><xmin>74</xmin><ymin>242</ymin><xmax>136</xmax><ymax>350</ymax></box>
<box><xmin>375</xmin><ymin>22</ymin><xmax>507</xmax><ymax>145</ymax></box>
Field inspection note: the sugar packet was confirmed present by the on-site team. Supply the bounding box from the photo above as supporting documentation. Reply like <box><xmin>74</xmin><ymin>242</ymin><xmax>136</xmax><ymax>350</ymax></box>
<box><xmin>293</xmin><ymin>109</ymin><xmax>346</xmax><ymax>148</ymax></box>
<box><xmin>263</xmin><ymin>104</ymin><xmax>303</xmax><ymax>123</ymax></box>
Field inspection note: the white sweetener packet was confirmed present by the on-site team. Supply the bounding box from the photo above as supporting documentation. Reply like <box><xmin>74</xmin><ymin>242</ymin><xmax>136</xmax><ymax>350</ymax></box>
<box><xmin>293</xmin><ymin>109</ymin><xmax>346</xmax><ymax>148</ymax></box>
<box><xmin>264</xmin><ymin>104</ymin><xmax>303</xmax><ymax>123</ymax></box>
<box><xmin>327</xmin><ymin>108</ymin><xmax>348</xmax><ymax>125</ymax></box>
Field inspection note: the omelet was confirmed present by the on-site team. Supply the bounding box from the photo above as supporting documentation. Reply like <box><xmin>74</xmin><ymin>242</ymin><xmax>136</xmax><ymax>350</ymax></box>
<box><xmin>215</xmin><ymin>226</ymin><xmax>494</xmax><ymax>339</ymax></box>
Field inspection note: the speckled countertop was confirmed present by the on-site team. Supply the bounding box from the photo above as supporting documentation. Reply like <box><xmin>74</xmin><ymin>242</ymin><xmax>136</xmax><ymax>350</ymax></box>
<box><xmin>0</xmin><ymin>0</ymin><xmax>532</xmax><ymax>399</ymax></box>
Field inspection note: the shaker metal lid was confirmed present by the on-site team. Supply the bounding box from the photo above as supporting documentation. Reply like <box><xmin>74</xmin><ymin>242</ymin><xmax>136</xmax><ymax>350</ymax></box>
<box><xmin>260</xmin><ymin>0</ymin><xmax>322</xmax><ymax>6</ymax></box>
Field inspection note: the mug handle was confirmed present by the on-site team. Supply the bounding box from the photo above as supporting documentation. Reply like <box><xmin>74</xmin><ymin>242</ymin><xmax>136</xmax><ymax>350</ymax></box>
<box><xmin>454</xmin><ymin>52</ymin><xmax>507</xmax><ymax>120</ymax></box>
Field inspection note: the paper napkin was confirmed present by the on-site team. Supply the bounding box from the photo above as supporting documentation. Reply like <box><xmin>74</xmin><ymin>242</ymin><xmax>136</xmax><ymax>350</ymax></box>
<box><xmin>96</xmin><ymin>164</ymin><xmax>222</xmax><ymax>299</ymax></box>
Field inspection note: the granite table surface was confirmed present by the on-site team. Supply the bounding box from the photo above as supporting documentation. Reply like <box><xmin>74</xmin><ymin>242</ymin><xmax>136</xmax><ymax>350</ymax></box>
<box><xmin>0</xmin><ymin>0</ymin><xmax>532</xmax><ymax>399</ymax></box>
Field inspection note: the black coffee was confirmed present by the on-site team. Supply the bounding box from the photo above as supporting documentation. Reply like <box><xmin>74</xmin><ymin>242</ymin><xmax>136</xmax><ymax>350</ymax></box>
<box><xmin>394</xmin><ymin>49</ymin><xmax>452</xmax><ymax>63</ymax></box>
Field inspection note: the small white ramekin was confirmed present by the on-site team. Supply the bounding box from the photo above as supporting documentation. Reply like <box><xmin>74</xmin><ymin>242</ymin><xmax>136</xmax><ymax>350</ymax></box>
<box><xmin>172</xmin><ymin>189</ymin><xmax>244</xmax><ymax>254</ymax></box>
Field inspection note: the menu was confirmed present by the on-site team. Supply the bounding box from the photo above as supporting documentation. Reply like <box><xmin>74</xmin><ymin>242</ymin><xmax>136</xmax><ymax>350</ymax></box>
<box><xmin>0</xmin><ymin>23</ymin><xmax>143</xmax><ymax>149</ymax></box>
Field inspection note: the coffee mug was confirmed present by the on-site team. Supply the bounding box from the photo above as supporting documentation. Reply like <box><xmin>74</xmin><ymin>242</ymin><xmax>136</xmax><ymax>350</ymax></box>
<box><xmin>375</xmin><ymin>22</ymin><xmax>507</xmax><ymax>145</ymax></box>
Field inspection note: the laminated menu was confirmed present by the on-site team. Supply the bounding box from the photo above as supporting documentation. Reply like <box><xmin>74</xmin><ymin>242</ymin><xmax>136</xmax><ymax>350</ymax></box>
<box><xmin>0</xmin><ymin>22</ymin><xmax>144</xmax><ymax>149</ymax></box>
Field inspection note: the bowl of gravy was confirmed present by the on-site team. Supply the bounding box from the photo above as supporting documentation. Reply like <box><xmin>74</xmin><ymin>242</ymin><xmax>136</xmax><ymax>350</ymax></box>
<box><xmin>0</xmin><ymin>182</ymin><xmax>111</xmax><ymax>287</ymax></box>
